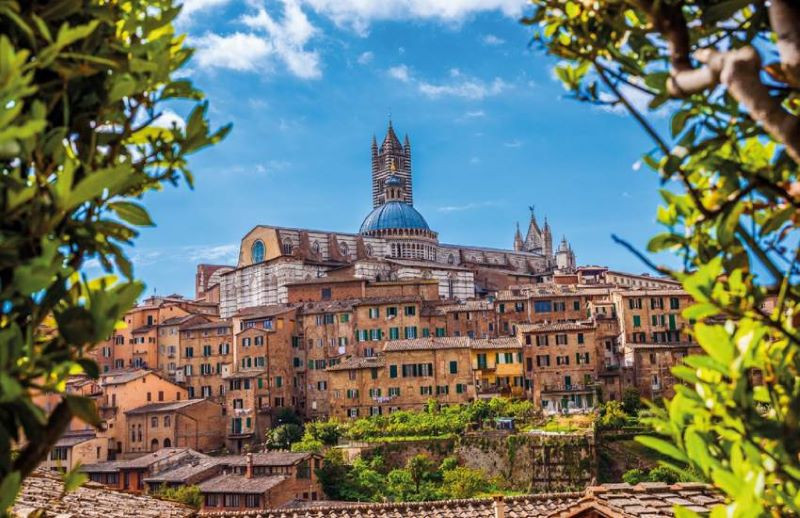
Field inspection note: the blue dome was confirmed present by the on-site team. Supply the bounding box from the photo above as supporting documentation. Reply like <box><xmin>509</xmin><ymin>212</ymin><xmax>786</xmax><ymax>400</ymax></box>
<box><xmin>360</xmin><ymin>201</ymin><xmax>430</xmax><ymax>233</ymax></box>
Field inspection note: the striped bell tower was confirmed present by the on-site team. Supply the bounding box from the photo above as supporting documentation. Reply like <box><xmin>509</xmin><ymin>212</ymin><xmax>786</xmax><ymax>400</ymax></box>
<box><xmin>371</xmin><ymin>120</ymin><xmax>412</xmax><ymax>208</ymax></box>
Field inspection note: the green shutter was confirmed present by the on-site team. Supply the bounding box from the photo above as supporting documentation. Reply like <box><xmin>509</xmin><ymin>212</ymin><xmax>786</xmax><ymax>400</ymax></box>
<box><xmin>668</xmin><ymin>314</ymin><xmax>677</xmax><ymax>330</ymax></box>
<box><xmin>390</xmin><ymin>365</ymin><xmax>398</xmax><ymax>378</ymax></box>
<box><xmin>633</xmin><ymin>315</ymin><xmax>641</xmax><ymax>327</ymax></box>
<box><xmin>449</xmin><ymin>361</ymin><xmax>457</xmax><ymax>374</ymax></box>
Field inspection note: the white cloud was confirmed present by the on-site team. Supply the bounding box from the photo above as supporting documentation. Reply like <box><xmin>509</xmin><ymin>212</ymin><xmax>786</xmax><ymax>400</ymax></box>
<box><xmin>178</xmin><ymin>0</ymin><xmax>231</xmax><ymax>22</ymax></box>
<box><xmin>389</xmin><ymin>66</ymin><xmax>508</xmax><ymax>100</ymax></box>
<box><xmin>503</xmin><ymin>138</ymin><xmax>522</xmax><ymax>148</ymax></box>
<box><xmin>184</xmin><ymin>243</ymin><xmax>238</xmax><ymax>263</ymax></box>
<box><xmin>193</xmin><ymin>32</ymin><xmax>272</xmax><ymax>71</ymax></box>
<box><xmin>300</xmin><ymin>0</ymin><xmax>527</xmax><ymax>34</ymax></box>
<box><xmin>437</xmin><ymin>200</ymin><xmax>498</xmax><ymax>213</ymax></box>
<box><xmin>192</xmin><ymin>0</ymin><xmax>321</xmax><ymax>79</ymax></box>
<box><xmin>152</xmin><ymin>109</ymin><xmax>186</xmax><ymax>130</ymax></box>
<box><xmin>418</xmin><ymin>76</ymin><xmax>507</xmax><ymax>100</ymax></box>
<box><xmin>387</xmin><ymin>64</ymin><xmax>411</xmax><ymax>82</ymax></box>
<box><xmin>482</xmin><ymin>34</ymin><xmax>504</xmax><ymax>45</ymax></box>
<box><xmin>357</xmin><ymin>51</ymin><xmax>374</xmax><ymax>65</ymax></box>
<box><xmin>456</xmin><ymin>110</ymin><xmax>486</xmax><ymax>122</ymax></box>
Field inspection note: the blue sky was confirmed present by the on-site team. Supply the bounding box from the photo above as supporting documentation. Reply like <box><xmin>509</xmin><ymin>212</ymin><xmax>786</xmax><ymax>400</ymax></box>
<box><xmin>133</xmin><ymin>0</ymin><xmax>671</xmax><ymax>297</ymax></box>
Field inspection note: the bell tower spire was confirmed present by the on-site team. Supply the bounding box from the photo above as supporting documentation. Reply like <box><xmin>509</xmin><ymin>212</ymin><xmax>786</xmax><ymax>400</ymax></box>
<box><xmin>372</xmin><ymin>119</ymin><xmax>413</xmax><ymax>207</ymax></box>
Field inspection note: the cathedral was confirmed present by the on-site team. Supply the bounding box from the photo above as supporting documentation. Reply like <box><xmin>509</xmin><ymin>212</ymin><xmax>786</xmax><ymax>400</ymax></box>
<box><xmin>217</xmin><ymin>122</ymin><xmax>576</xmax><ymax>317</ymax></box>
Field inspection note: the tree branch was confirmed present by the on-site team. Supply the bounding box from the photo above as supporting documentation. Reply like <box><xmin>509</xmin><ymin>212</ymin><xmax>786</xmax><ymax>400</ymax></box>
<box><xmin>768</xmin><ymin>0</ymin><xmax>800</xmax><ymax>86</ymax></box>
<box><xmin>12</xmin><ymin>400</ymin><xmax>72</xmax><ymax>480</ymax></box>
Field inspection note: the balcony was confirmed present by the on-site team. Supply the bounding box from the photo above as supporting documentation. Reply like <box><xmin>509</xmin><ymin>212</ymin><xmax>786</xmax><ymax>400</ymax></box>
<box><xmin>541</xmin><ymin>382</ymin><xmax>597</xmax><ymax>394</ymax></box>
<box><xmin>476</xmin><ymin>385</ymin><xmax>511</xmax><ymax>399</ymax></box>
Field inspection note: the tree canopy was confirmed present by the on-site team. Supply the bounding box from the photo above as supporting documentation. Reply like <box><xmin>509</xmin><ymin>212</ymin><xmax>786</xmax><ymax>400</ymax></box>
<box><xmin>0</xmin><ymin>0</ymin><xmax>227</xmax><ymax>508</ymax></box>
<box><xmin>526</xmin><ymin>0</ymin><xmax>799</xmax><ymax>514</ymax></box>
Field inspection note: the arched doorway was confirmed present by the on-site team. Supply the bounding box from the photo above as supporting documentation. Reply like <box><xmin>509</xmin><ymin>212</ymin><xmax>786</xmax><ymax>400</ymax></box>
<box><xmin>163</xmin><ymin>438</ymin><xmax>172</xmax><ymax>448</ymax></box>
<box><xmin>150</xmin><ymin>438</ymin><xmax>159</xmax><ymax>451</ymax></box>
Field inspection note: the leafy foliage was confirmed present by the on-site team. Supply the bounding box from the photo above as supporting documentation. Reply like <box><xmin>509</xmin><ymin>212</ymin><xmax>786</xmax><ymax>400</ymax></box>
<box><xmin>266</xmin><ymin>423</ymin><xmax>303</xmax><ymax>450</ymax></box>
<box><xmin>595</xmin><ymin>401</ymin><xmax>630</xmax><ymax>430</ymax></box>
<box><xmin>314</xmin><ymin>449</ymin><xmax>497</xmax><ymax>503</ymax></box>
<box><xmin>0</xmin><ymin>0</ymin><xmax>227</xmax><ymax>507</ymax></box>
<box><xmin>621</xmin><ymin>388</ymin><xmax>642</xmax><ymax>416</ymax></box>
<box><xmin>525</xmin><ymin>0</ymin><xmax>800</xmax><ymax>514</ymax></box>
<box><xmin>152</xmin><ymin>484</ymin><xmax>203</xmax><ymax>508</ymax></box>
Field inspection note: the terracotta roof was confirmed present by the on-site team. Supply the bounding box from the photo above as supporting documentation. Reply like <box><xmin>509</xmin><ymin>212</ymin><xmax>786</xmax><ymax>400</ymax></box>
<box><xmin>54</xmin><ymin>431</ymin><xmax>98</xmax><ymax>448</ymax></box>
<box><xmin>144</xmin><ymin>456</ymin><xmax>221</xmax><ymax>484</ymax></box>
<box><xmin>181</xmin><ymin>320</ymin><xmax>232</xmax><ymax>331</ymax></box>
<box><xmin>100</xmin><ymin>369</ymin><xmax>151</xmax><ymax>385</ymax></box>
<box><xmin>200</xmin><ymin>492</ymin><xmax>581</xmax><ymax>517</ymax></box>
<box><xmin>223</xmin><ymin>369</ymin><xmax>268</xmax><ymax>379</ymax></box>
<box><xmin>118</xmin><ymin>448</ymin><xmax>196</xmax><ymax>469</ymax></box>
<box><xmin>550</xmin><ymin>482</ymin><xmax>725</xmax><ymax>517</ymax></box>
<box><xmin>81</xmin><ymin>461</ymin><xmax>127</xmax><ymax>473</ymax></box>
<box><xmin>383</xmin><ymin>337</ymin><xmax>472</xmax><ymax>352</ymax></box>
<box><xmin>439</xmin><ymin>300</ymin><xmax>493</xmax><ymax>312</ymax></box>
<box><xmin>327</xmin><ymin>356</ymin><xmax>385</xmax><ymax>371</ymax></box>
<box><xmin>131</xmin><ymin>325</ymin><xmax>156</xmax><ymax>334</ymax></box>
<box><xmin>216</xmin><ymin>452</ymin><xmax>315</xmax><ymax>467</ymax></box>
<box><xmin>469</xmin><ymin>337</ymin><xmax>521</xmax><ymax>350</ymax></box>
<box><xmin>299</xmin><ymin>300</ymin><xmax>357</xmax><ymax>315</ymax></box>
<box><xmin>517</xmin><ymin>321</ymin><xmax>596</xmax><ymax>333</ymax></box>
<box><xmin>160</xmin><ymin>315</ymin><xmax>200</xmax><ymax>327</ymax></box>
<box><xmin>125</xmin><ymin>399</ymin><xmax>208</xmax><ymax>415</ymax></box>
<box><xmin>13</xmin><ymin>468</ymin><xmax>195</xmax><ymax>518</ymax></box>
<box><xmin>198</xmin><ymin>474</ymin><xmax>287</xmax><ymax>494</ymax></box>
<box><xmin>615</xmin><ymin>289</ymin><xmax>688</xmax><ymax>296</ymax></box>
<box><xmin>236</xmin><ymin>305</ymin><xmax>298</xmax><ymax>319</ymax></box>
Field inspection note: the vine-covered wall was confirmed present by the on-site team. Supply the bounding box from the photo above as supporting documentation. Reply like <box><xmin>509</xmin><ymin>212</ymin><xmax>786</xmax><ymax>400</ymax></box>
<box><xmin>457</xmin><ymin>431</ymin><xmax>596</xmax><ymax>492</ymax></box>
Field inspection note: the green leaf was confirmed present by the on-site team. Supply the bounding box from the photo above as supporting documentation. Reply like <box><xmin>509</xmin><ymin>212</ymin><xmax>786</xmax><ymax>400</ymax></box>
<box><xmin>108</xmin><ymin>201</ymin><xmax>154</xmax><ymax>227</ymax></box>
<box><xmin>56</xmin><ymin>307</ymin><xmax>97</xmax><ymax>344</ymax></box>
<box><xmin>63</xmin><ymin>466</ymin><xmax>88</xmax><ymax>493</ymax></box>
<box><xmin>0</xmin><ymin>471</ymin><xmax>21</xmax><ymax>512</ymax></box>
<box><xmin>635</xmin><ymin>435</ymin><xmax>689</xmax><ymax>463</ymax></box>
<box><xmin>66</xmin><ymin>395</ymin><xmax>102</xmax><ymax>427</ymax></box>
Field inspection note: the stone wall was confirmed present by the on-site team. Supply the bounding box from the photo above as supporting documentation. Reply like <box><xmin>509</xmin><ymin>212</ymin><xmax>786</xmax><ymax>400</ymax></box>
<box><xmin>457</xmin><ymin>430</ymin><xmax>596</xmax><ymax>492</ymax></box>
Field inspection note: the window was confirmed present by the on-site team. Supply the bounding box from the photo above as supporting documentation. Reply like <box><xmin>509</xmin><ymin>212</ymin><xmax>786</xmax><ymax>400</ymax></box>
<box><xmin>244</xmin><ymin>495</ymin><xmax>260</xmax><ymax>508</ymax></box>
<box><xmin>553</xmin><ymin>301</ymin><xmax>566</xmax><ymax>311</ymax></box>
<box><xmin>436</xmin><ymin>385</ymin><xmax>449</xmax><ymax>395</ymax></box>
<box><xmin>340</xmin><ymin>313</ymin><xmax>350</xmax><ymax>323</ymax></box>
<box><xmin>515</xmin><ymin>302</ymin><xmax>525</xmax><ymax>312</ymax></box>
<box><xmin>164</xmin><ymin>415</ymin><xmax>171</xmax><ymax>427</ymax></box>
<box><xmin>573</xmin><ymin>300</ymin><xmax>581</xmax><ymax>310</ymax></box>
<box><xmin>498</xmin><ymin>303</ymin><xmax>505</xmax><ymax>314</ymax></box>
<box><xmin>251</xmin><ymin>240</ymin><xmax>265</xmax><ymax>263</ymax></box>
<box><xmin>649</xmin><ymin>352</ymin><xmax>657</xmax><ymax>364</ymax></box>
<box><xmin>628</xmin><ymin>298</ymin><xmax>642</xmax><ymax>309</ymax></box>
<box><xmin>670</xmin><ymin>297</ymin><xmax>680</xmax><ymax>310</ymax></box>
<box><xmin>632</xmin><ymin>315</ymin><xmax>641</xmax><ymax>327</ymax></box>
<box><xmin>404</xmin><ymin>326</ymin><xmax>417</xmax><ymax>339</ymax></box>
<box><xmin>420</xmin><ymin>386</ymin><xmax>433</xmax><ymax>396</ymax></box>
<box><xmin>476</xmin><ymin>353</ymin><xmax>487</xmax><ymax>369</ymax></box>
<box><xmin>449</xmin><ymin>361</ymin><xmax>458</xmax><ymax>374</ymax></box>
<box><xmin>577</xmin><ymin>333</ymin><xmax>584</xmax><ymax>345</ymax></box>
<box><xmin>368</xmin><ymin>308</ymin><xmax>379</xmax><ymax>319</ymax></box>
<box><xmin>387</xmin><ymin>307</ymin><xmax>398</xmax><ymax>317</ymax></box>
<box><xmin>151</xmin><ymin>416</ymin><xmax>158</xmax><ymax>428</ymax></box>
<box><xmin>275</xmin><ymin>376</ymin><xmax>283</xmax><ymax>387</ymax></box>
<box><xmin>404</xmin><ymin>306</ymin><xmax>416</xmax><ymax>316</ymax></box>
<box><xmin>389</xmin><ymin>365</ymin><xmax>398</xmax><ymax>378</ymax></box>
<box><xmin>435</xmin><ymin>327</ymin><xmax>446</xmax><ymax>337</ymax></box>
<box><xmin>321</xmin><ymin>288</ymin><xmax>332</xmax><ymax>300</ymax></box>
<box><xmin>456</xmin><ymin>384</ymin><xmax>466</xmax><ymax>394</ymax></box>
<box><xmin>388</xmin><ymin>387</ymin><xmax>400</xmax><ymax>397</ymax></box>
<box><xmin>536</xmin><ymin>355</ymin><xmax>551</xmax><ymax>367</ymax></box>
<box><xmin>534</xmin><ymin>301</ymin><xmax>552</xmax><ymax>313</ymax></box>
<box><xmin>555</xmin><ymin>334</ymin><xmax>568</xmax><ymax>345</ymax></box>
<box><xmin>536</xmin><ymin>335</ymin><xmax>549</xmax><ymax>346</ymax></box>
<box><xmin>224</xmin><ymin>494</ymin><xmax>240</xmax><ymax>508</ymax></box>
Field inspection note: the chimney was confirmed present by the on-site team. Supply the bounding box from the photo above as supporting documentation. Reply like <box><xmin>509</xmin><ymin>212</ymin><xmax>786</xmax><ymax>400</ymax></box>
<box><xmin>493</xmin><ymin>495</ymin><xmax>505</xmax><ymax>518</ymax></box>
<box><xmin>246</xmin><ymin>453</ymin><xmax>253</xmax><ymax>479</ymax></box>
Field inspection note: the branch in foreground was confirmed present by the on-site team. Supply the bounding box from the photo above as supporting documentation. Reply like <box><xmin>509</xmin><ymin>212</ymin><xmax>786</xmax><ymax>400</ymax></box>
<box><xmin>611</xmin><ymin>234</ymin><xmax>673</xmax><ymax>277</ymax></box>
<box><xmin>768</xmin><ymin>0</ymin><xmax>800</xmax><ymax>86</ymax></box>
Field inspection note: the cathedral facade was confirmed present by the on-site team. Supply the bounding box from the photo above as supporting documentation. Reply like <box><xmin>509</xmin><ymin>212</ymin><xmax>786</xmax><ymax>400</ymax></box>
<box><xmin>218</xmin><ymin>122</ymin><xmax>576</xmax><ymax>318</ymax></box>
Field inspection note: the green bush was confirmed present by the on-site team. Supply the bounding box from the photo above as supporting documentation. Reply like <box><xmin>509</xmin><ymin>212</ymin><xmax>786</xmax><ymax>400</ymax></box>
<box><xmin>152</xmin><ymin>485</ymin><xmax>203</xmax><ymax>508</ymax></box>
<box><xmin>595</xmin><ymin>401</ymin><xmax>628</xmax><ymax>430</ymax></box>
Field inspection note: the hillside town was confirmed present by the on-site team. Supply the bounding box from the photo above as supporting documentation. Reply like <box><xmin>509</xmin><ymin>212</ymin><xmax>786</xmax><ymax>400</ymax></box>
<box><xmin>19</xmin><ymin>124</ymin><xmax>722</xmax><ymax>516</ymax></box>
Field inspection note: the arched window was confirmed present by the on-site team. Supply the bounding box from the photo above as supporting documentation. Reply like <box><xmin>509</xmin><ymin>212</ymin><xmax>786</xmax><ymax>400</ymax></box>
<box><xmin>447</xmin><ymin>254</ymin><xmax>455</xmax><ymax>265</ymax></box>
<box><xmin>339</xmin><ymin>242</ymin><xmax>349</xmax><ymax>257</ymax></box>
<box><xmin>282</xmin><ymin>239</ymin><xmax>293</xmax><ymax>255</ymax></box>
<box><xmin>151</xmin><ymin>438</ymin><xmax>159</xmax><ymax>451</ymax></box>
<box><xmin>312</xmin><ymin>241</ymin><xmax>320</xmax><ymax>254</ymax></box>
<box><xmin>163</xmin><ymin>438</ymin><xmax>172</xmax><ymax>447</ymax></box>
<box><xmin>251</xmin><ymin>240</ymin><xmax>265</xmax><ymax>264</ymax></box>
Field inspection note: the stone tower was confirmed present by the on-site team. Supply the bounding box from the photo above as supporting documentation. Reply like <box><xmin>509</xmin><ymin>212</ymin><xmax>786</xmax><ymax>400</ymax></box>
<box><xmin>513</xmin><ymin>222</ymin><xmax>524</xmax><ymax>252</ymax></box>
<box><xmin>372</xmin><ymin>120</ymin><xmax>412</xmax><ymax>208</ymax></box>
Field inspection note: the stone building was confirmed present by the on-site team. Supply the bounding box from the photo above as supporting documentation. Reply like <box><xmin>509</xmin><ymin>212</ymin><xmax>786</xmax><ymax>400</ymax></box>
<box><xmin>124</xmin><ymin>399</ymin><xmax>225</xmax><ymax>454</ymax></box>
<box><xmin>98</xmin><ymin>369</ymin><xmax>189</xmax><ymax>458</ymax></box>
<box><xmin>470</xmin><ymin>337</ymin><xmax>524</xmax><ymax>398</ymax></box>
<box><xmin>519</xmin><ymin>320</ymin><xmax>600</xmax><ymax>413</ymax></box>
<box><xmin>217</xmin><ymin>122</ymin><xmax>576</xmax><ymax>318</ymax></box>
<box><xmin>611</xmin><ymin>289</ymin><xmax>693</xmax><ymax>348</ymax></box>
<box><xmin>625</xmin><ymin>342</ymin><xmax>702</xmax><ymax>400</ymax></box>
<box><xmin>177</xmin><ymin>319</ymin><xmax>234</xmax><ymax>401</ymax></box>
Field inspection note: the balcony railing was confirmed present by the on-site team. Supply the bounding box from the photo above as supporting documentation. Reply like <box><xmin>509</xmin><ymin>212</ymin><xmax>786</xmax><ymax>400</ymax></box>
<box><xmin>541</xmin><ymin>382</ymin><xmax>596</xmax><ymax>393</ymax></box>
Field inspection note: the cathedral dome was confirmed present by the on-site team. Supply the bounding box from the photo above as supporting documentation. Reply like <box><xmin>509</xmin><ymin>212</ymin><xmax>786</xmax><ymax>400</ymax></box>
<box><xmin>359</xmin><ymin>201</ymin><xmax>430</xmax><ymax>234</ymax></box>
